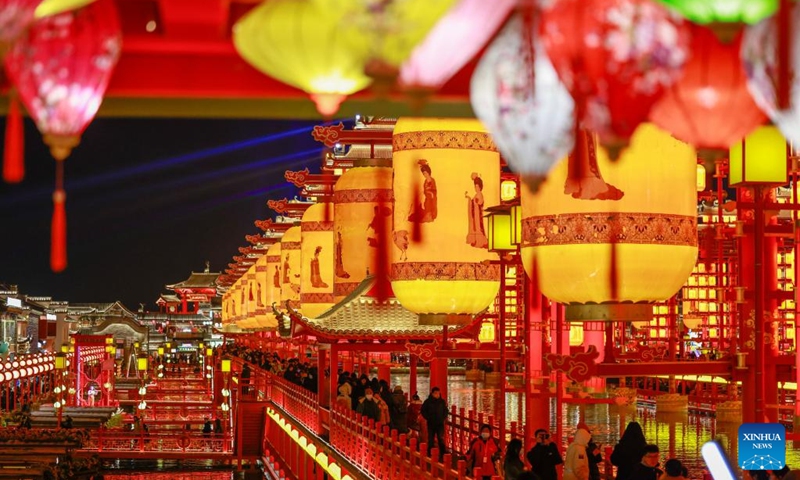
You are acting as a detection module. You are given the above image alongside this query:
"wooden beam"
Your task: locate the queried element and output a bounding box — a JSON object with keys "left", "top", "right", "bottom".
{"left": 595, "top": 360, "right": 732, "bottom": 378}
{"left": 0, "top": 95, "right": 475, "bottom": 120}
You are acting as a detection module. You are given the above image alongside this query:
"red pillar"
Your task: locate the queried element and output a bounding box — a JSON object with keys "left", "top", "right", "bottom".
{"left": 330, "top": 345, "right": 339, "bottom": 408}
{"left": 180, "top": 293, "right": 188, "bottom": 314}
{"left": 739, "top": 189, "right": 757, "bottom": 424}
{"left": 582, "top": 321, "right": 605, "bottom": 392}
{"left": 763, "top": 227, "right": 780, "bottom": 423}
{"left": 429, "top": 358, "right": 448, "bottom": 400}
{"left": 318, "top": 348, "right": 329, "bottom": 408}
{"left": 525, "top": 285, "right": 548, "bottom": 450}
{"left": 409, "top": 355, "right": 418, "bottom": 397}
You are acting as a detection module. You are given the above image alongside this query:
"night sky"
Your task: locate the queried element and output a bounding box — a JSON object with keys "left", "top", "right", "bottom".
{"left": 0, "top": 116, "right": 334, "bottom": 309}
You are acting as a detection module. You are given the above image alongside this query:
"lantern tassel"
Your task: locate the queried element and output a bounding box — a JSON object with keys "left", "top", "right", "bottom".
{"left": 410, "top": 182, "right": 423, "bottom": 243}
{"left": 609, "top": 233, "right": 619, "bottom": 302}
{"left": 51, "top": 161, "right": 67, "bottom": 273}
{"left": 3, "top": 94, "right": 24, "bottom": 183}
{"left": 373, "top": 201, "right": 391, "bottom": 302}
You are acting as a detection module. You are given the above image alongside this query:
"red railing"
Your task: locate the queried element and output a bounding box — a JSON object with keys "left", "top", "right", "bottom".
{"left": 268, "top": 374, "right": 320, "bottom": 434}
{"left": 329, "top": 405, "right": 501, "bottom": 480}
{"left": 117, "top": 400, "right": 217, "bottom": 422}
{"left": 446, "top": 406, "right": 524, "bottom": 454}
{"left": 83, "top": 429, "right": 231, "bottom": 454}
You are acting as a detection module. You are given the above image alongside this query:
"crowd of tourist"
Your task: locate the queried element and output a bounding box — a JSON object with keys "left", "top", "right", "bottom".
{"left": 223, "top": 344, "right": 798, "bottom": 480}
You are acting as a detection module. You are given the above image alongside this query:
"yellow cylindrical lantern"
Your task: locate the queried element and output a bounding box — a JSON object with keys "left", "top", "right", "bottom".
{"left": 280, "top": 226, "right": 302, "bottom": 309}
{"left": 521, "top": 124, "right": 698, "bottom": 317}
{"left": 300, "top": 203, "right": 335, "bottom": 318}
{"left": 254, "top": 255, "right": 277, "bottom": 330}
{"left": 391, "top": 118, "right": 501, "bottom": 325}
{"left": 266, "top": 242, "right": 282, "bottom": 311}
{"left": 221, "top": 292, "right": 230, "bottom": 324}
{"left": 333, "top": 161, "right": 393, "bottom": 302}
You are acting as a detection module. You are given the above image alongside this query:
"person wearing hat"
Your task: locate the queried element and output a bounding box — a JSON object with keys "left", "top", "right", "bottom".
{"left": 577, "top": 422, "right": 603, "bottom": 480}
{"left": 390, "top": 385, "right": 409, "bottom": 434}
{"left": 356, "top": 387, "right": 381, "bottom": 423}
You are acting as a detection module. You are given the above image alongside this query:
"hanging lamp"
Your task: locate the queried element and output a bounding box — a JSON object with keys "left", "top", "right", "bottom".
{"left": 4, "top": 0, "right": 121, "bottom": 272}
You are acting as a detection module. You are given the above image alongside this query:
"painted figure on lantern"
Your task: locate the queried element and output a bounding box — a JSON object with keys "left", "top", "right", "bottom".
{"left": 564, "top": 130, "right": 624, "bottom": 201}
{"left": 408, "top": 159, "right": 437, "bottom": 223}
{"left": 256, "top": 281, "right": 263, "bottom": 307}
{"left": 393, "top": 230, "right": 409, "bottom": 261}
{"left": 310, "top": 246, "right": 330, "bottom": 288}
{"left": 367, "top": 205, "right": 392, "bottom": 247}
{"left": 274, "top": 266, "right": 281, "bottom": 288}
{"left": 335, "top": 231, "right": 350, "bottom": 279}
{"left": 283, "top": 254, "right": 291, "bottom": 284}
{"left": 465, "top": 172, "right": 488, "bottom": 248}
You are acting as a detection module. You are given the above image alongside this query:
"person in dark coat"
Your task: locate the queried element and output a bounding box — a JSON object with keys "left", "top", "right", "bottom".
{"left": 355, "top": 388, "right": 381, "bottom": 423}
{"left": 611, "top": 421, "right": 647, "bottom": 480}
{"left": 526, "top": 429, "right": 563, "bottom": 480}
{"left": 504, "top": 438, "right": 527, "bottom": 480}
{"left": 625, "top": 444, "right": 662, "bottom": 480}
{"left": 420, "top": 386, "right": 448, "bottom": 455}
{"left": 352, "top": 375, "right": 369, "bottom": 410}
{"left": 390, "top": 386, "right": 409, "bottom": 434}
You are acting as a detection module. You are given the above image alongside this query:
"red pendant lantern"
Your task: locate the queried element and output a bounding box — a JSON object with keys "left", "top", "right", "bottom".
{"left": 4, "top": 0, "right": 121, "bottom": 272}
{"left": 650, "top": 26, "right": 765, "bottom": 156}
{"left": 541, "top": 0, "right": 690, "bottom": 153}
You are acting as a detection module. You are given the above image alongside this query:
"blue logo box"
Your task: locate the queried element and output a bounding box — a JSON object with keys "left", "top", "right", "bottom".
{"left": 738, "top": 423, "right": 786, "bottom": 471}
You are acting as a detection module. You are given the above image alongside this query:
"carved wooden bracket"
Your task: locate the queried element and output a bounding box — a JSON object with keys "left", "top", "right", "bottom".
{"left": 405, "top": 340, "right": 440, "bottom": 363}
{"left": 545, "top": 345, "right": 599, "bottom": 383}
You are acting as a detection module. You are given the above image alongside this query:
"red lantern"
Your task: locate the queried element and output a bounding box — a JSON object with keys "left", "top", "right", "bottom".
{"left": 4, "top": 0, "right": 121, "bottom": 272}
{"left": 650, "top": 26, "right": 765, "bottom": 155}
{"left": 541, "top": 0, "right": 690, "bottom": 153}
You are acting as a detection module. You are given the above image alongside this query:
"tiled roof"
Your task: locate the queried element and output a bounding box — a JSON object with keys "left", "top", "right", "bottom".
{"left": 156, "top": 294, "right": 181, "bottom": 304}
{"left": 167, "top": 272, "right": 220, "bottom": 289}
{"left": 288, "top": 277, "right": 475, "bottom": 341}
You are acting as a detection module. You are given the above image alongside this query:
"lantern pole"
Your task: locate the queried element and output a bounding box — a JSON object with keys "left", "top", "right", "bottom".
{"left": 754, "top": 186, "right": 766, "bottom": 422}
{"left": 499, "top": 253, "right": 507, "bottom": 444}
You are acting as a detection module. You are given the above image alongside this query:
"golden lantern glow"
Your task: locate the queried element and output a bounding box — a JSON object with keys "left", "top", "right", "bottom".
{"left": 696, "top": 164, "right": 706, "bottom": 192}
{"left": 105, "top": 337, "right": 113, "bottom": 345}
{"left": 254, "top": 254, "right": 277, "bottom": 330}
{"left": 61, "top": 345, "right": 68, "bottom": 353}
{"left": 280, "top": 226, "right": 302, "bottom": 309}
{"left": 165, "top": 342, "right": 171, "bottom": 349}
{"left": 105, "top": 345, "right": 115, "bottom": 354}
{"left": 266, "top": 241, "right": 283, "bottom": 310}
{"left": 54, "top": 352, "right": 66, "bottom": 370}
{"left": 478, "top": 319, "right": 496, "bottom": 343}
{"left": 136, "top": 354, "right": 148, "bottom": 372}
{"left": 500, "top": 180, "right": 518, "bottom": 202}
{"left": 157, "top": 347, "right": 164, "bottom": 356}
{"left": 300, "top": 202, "right": 335, "bottom": 318}
{"left": 206, "top": 348, "right": 213, "bottom": 357}
{"left": 35, "top": 0, "right": 96, "bottom": 18}
{"left": 332, "top": 161, "right": 393, "bottom": 302}
{"left": 391, "top": 118, "right": 501, "bottom": 325}
{"left": 221, "top": 357, "right": 231, "bottom": 373}
{"left": 569, "top": 324, "right": 585, "bottom": 346}
{"left": 233, "top": 0, "right": 371, "bottom": 117}
{"left": 521, "top": 124, "right": 698, "bottom": 317}
{"left": 729, "top": 126, "right": 788, "bottom": 186}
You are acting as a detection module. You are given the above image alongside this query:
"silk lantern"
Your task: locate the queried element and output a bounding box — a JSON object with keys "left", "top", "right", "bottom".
{"left": 254, "top": 254, "right": 277, "bottom": 330}
{"left": 233, "top": 0, "right": 371, "bottom": 117}
{"left": 391, "top": 118, "right": 501, "bottom": 325}
{"left": 280, "top": 226, "right": 302, "bottom": 310}
{"left": 221, "top": 291, "right": 230, "bottom": 324}
{"left": 300, "top": 203, "right": 335, "bottom": 318}
{"left": 742, "top": 7, "right": 800, "bottom": 146}
{"left": 245, "top": 269, "right": 257, "bottom": 326}
{"left": 521, "top": 124, "right": 698, "bottom": 321}
{"left": 650, "top": 26, "right": 765, "bottom": 157}
{"left": 333, "top": 159, "right": 393, "bottom": 302}
{"left": 330, "top": 0, "right": 456, "bottom": 90}
{"left": 541, "top": 0, "right": 690, "bottom": 152}
{"left": 399, "top": 0, "right": 515, "bottom": 97}
{"left": 471, "top": 12, "right": 574, "bottom": 191}
{"left": 265, "top": 242, "right": 282, "bottom": 320}
{"left": 4, "top": 0, "right": 121, "bottom": 272}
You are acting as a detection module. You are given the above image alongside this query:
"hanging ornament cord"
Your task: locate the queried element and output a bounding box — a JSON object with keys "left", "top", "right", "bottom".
{"left": 3, "top": 93, "right": 24, "bottom": 183}
{"left": 51, "top": 159, "right": 67, "bottom": 272}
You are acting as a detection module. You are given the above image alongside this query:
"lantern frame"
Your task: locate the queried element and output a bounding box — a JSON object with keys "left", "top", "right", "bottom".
{"left": 54, "top": 353, "right": 67, "bottom": 371}
{"left": 136, "top": 354, "right": 148, "bottom": 372}
{"left": 729, "top": 126, "right": 789, "bottom": 186}
{"left": 485, "top": 204, "right": 521, "bottom": 253}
